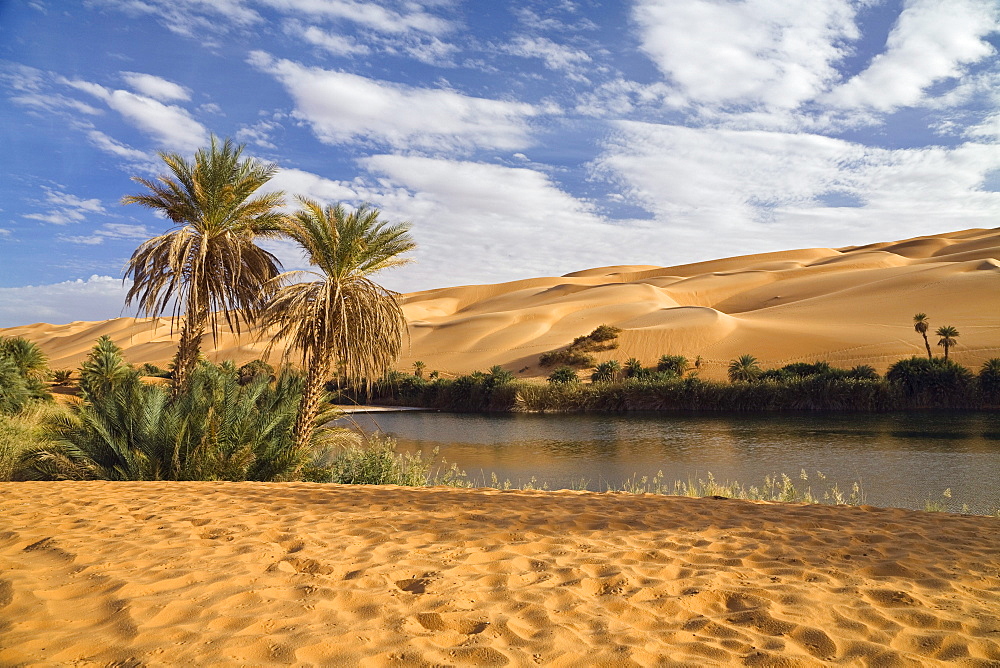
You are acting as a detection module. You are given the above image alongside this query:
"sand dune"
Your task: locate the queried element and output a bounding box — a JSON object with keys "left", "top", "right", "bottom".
{"left": 1, "top": 482, "right": 998, "bottom": 666}
{"left": 3, "top": 227, "right": 999, "bottom": 379}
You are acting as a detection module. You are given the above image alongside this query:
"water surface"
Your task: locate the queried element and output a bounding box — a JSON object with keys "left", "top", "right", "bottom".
{"left": 341, "top": 411, "right": 1000, "bottom": 514}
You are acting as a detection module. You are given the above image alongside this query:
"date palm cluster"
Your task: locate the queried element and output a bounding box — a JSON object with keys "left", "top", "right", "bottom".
{"left": 122, "top": 136, "right": 415, "bottom": 455}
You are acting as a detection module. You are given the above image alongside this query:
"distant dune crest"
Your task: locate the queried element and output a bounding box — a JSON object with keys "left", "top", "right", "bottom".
{"left": 4, "top": 227, "right": 999, "bottom": 380}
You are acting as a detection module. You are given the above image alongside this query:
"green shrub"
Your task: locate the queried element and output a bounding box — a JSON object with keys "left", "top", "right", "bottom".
{"left": 591, "top": 360, "right": 621, "bottom": 383}
{"left": 886, "top": 356, "right": 973, "bottom": 407}
{"left": 238, "top": 359, "right": 275, "bottom": 384}
{"left": 16, "top": 359, "right": 343, "bottom": 482}
{"left": 0, "top": 402, "right": 69, "bottom": 481}
{"left": 656, "top": 355, "right": 689, "bottom": 376}
{"left": 539, "top": 324, "right": 621, "bottom": 367}
{"left": 539, "top": 349, "right": 596, "bottom": 368}
{"left": 979, "top": 358, "right": 1000, "bottom": 403}
{"left": 548, "top": 366, "right": 580, "bottom": 384}
{"left": 588, "top": 324, "right": 622, "bottom": 343}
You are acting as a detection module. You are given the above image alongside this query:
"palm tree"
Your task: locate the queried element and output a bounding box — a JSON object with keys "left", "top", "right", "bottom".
{"left": 623, "top": 358, "right": 644, "bottom": 378}
{"left": 413, "top": 361, "right": 426, "bottom": 378}
{"left": 260, "top": 199, "right": 415, "bottom": 453}
{"left": 728, "top": 354, "right": 762, "bottom": 383}
{"left": 122, "top": 136, "right": 286, "bottom": 395}
{"left": 936, "top": 325, "right": 959, "bottom": 360}
{"left": 591, "top": 360, "right": 621, "bottom": 383}
{"left": 0, "top": 337, "right": 49, "bottom": 381}
{"left": 913, "top": 313, "right": 932, "bottom": 359}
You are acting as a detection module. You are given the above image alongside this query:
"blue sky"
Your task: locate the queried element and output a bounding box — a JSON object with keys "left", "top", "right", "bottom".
{"left": 1, "top": 0, "right": 999, "bottom": 327}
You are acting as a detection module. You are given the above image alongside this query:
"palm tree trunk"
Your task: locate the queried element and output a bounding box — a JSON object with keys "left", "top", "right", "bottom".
{"left": 293, "top": 353, "right": 333, "bottom": 453}
{"left": 922, "top": 333, "right": 932, "bottom": 359}
{"left": 943, "top": 343, "right": 949, "bottom": 361}
{"left": 171, "top": 313, "right": 206, "bottom": 397}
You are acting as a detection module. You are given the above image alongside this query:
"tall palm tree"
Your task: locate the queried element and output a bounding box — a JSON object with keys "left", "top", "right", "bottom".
{"left": 913, "top": 313, "right": 932, "bottom": 359}
{"left": 936, "top": 325, "right": 959, "bottom": 360}
{"left": 260, "top": 199, "right": 415, "bottom": 453}
{"left": 122, "top": 136, "right": 285, "bottom": 395}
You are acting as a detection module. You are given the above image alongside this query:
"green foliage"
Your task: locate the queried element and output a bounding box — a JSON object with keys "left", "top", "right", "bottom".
{"left": 539, "top": 324, "right": 621, "bottom": 368}
{"left": 781, "top": 361, "right": 833, "bottom": 377}
{"left": 79, "top": 336, "right": 139, "bottom": 400}
{"left": 656, "top": 355, "right": 689, "bottom": 376}
{"left": 138, "top": 362, "right": 171, "bottom": 378}
{"left": 591, "top": 360, "right": 621, "bottom": 383}
{"left": 350, "top": 365, "right": 521, "bottom": 412}
{"left": 52, "top": 369, "right": 73, "bottom": 386}
{"left": 238, "top": 359, "right": 275, "bottom": 385}
{"left": 0, "top": 402, "right": 69, "bottom": 481}
{"left": 619, "top": 469, "right": 866, "bottom": 506}
{"left": 0, "top": 358, "right": 34, "bottom": 415}
{"left": 886, "top": 356, "right": 973, "bottom": 407}
{"left": 0, "top": 337, "right": 51, "bottom": 411}
{"left": 935, "top": 325, "right": 959, "bottom": 359}
{"left": 313, "top": 436, "right": 467, "bottom": 487}
{"left": 979, "top": 358, "right": 1000, "bottom": 402}
{"left": 623, "top": 358, "right": 644, "bottom": 379}
{"left": 513, "top": 374, "right": 895, "bottom": 412}
{"left": 487, "top": 365, "right": 515, "bottom": 385}
{"left": 728, "top": 354, "right": 762, "bottom": 383}
{"left": 16, "top": 361, "right": 342, "bottom": 482}
{"left": 588, "top": 324, "right": 622, "bottom": 343}
{"left": 538, "top": 349, "right": 596, "bottom": 368}
{"left": 847, "top": 365, "right": 880, "bottom": 380}
{"left": 548, "top": 366, "right": 580, "bottom": 384}
{"left": 0, "top": 336, "right": 49, "bottom": 381}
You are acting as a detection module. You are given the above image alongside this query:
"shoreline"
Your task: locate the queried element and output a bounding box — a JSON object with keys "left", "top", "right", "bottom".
{"left": 3, "top": 481, "right": 998, "bottom": 665}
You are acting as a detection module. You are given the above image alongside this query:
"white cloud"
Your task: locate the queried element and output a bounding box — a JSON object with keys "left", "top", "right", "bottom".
{"left": 86, "top": 130, "right": 154, "bottom": 163}
{"left": 260, "top": 0, "right": 453, "bottom": 35}
{"left": 60, "top": 223, "right": 152, "bottom": 245}
{"left": 633, "top": 0, "right": 860, "bottom": 110}
{"left": 266, "top": 167, "right": 360, "bottom": 204}
{"left": 249, "top": 52, "right": 541, "bottom": 152}
{"left": 236, "top": 119, "right": 281, "bottom": 149}
{"left": 593, "top": 121, "right": 1000, "bottom": 254}
{"left": 355, "top": 155, "right": 658, "bottom": 290}
{"left": 88, "top": 0, "right": 262, "bottom": 36}
{"left": 291, "top": 22, "right": 371, "bottom": 56}
{"left": 826, "top": 0, "right": 999, "bottom": 112}
{"left": 121, "top": 72, "right": 191, "bottom": 102}
{"left": 0, "top": 276, "right": 130, "bottom": 328}
{"left": 968, "top": 113, "right": 1000, "bottom": 140}
{"left": 9, "top": 91, "right": 103, "bottom": 115}
{"left": 501, "top": 35, "right": 591, "bottom": 80}
{"left": 23, "top": 188, "right": 105, "bottom": 226}
{"left": 66, "top": 79, "right": 207, "bottom": 152}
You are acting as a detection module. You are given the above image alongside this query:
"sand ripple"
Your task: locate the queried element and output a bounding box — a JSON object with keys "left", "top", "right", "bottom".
{"left": 1, "top": 482, "right": 999, "bottom": 666}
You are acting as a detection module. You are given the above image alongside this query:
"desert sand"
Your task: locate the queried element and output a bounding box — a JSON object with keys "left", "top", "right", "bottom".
{"left": 1, "top": 482, "right": 998, "bottom": 666}
{"left": 3, "top": 227, "right": 999, "bottom": 380}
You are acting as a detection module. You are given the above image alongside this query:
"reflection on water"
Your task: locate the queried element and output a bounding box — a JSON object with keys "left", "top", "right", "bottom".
{"left": 339, "top": 411, "right": 1000, "bottom": 514}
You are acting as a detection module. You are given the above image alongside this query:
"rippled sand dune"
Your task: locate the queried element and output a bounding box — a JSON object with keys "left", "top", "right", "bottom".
{"left": 1, "top": 483, "right": 998, "bottom": 666}
{"left": 3, "top": 227, "right": 999, "bottom": 379}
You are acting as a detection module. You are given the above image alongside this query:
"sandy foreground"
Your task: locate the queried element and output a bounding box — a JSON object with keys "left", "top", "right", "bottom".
{"left": 1, "top": 483, "right": 998, "bottom": 667}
